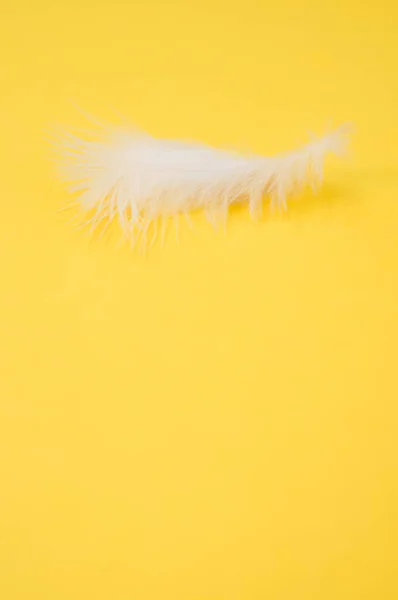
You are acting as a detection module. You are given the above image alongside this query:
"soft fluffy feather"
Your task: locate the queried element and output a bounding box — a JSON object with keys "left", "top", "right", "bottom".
{"left": 55, "top": 121, "right": 350, "bottom": 246}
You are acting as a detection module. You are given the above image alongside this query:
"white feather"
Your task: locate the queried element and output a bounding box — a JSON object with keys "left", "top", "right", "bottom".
{"left": 55, "top": 120, "right": 351, "bottom": 245}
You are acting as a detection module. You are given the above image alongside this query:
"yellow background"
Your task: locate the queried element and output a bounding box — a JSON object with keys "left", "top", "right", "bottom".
{"left": 1, "top": 0, "right": 397, "bottom": 598}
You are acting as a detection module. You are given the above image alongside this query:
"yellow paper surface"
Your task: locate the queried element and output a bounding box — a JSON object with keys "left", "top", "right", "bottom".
{"left": 1, "top": 1, "right": 397, "bottom": 598}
